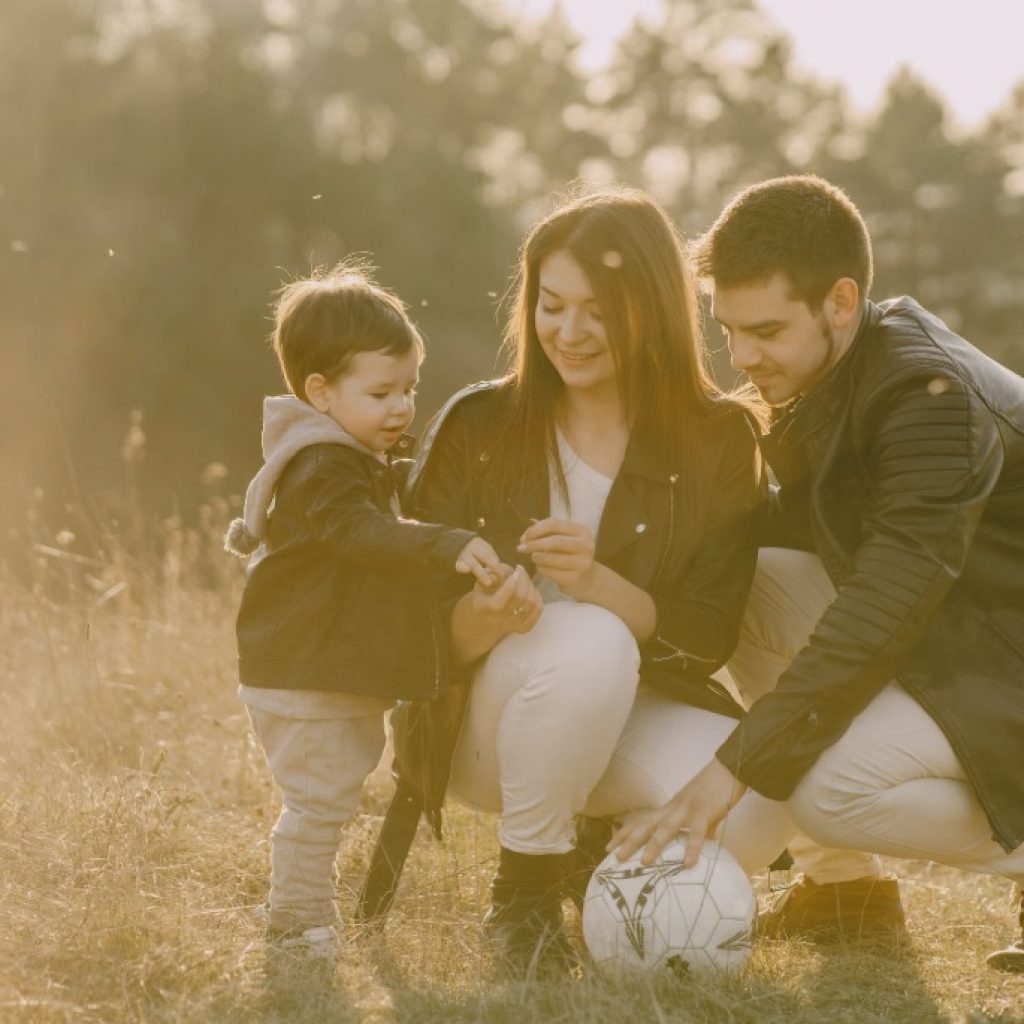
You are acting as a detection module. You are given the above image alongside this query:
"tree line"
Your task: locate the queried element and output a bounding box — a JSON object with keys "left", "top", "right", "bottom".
{"left": 2, "top": 0, "right": 1022, "bottom": 545}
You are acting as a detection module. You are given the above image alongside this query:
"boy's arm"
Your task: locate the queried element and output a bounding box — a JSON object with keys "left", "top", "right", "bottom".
{"left": 305, "top": 448, "right": 476, "bottom": 574}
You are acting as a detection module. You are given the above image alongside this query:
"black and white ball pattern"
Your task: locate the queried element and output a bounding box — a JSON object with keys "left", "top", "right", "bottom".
{"left": 582, "top": 838, "right": 755, "bottom": 975}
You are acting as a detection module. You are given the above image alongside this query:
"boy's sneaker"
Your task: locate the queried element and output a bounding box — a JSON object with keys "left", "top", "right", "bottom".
{"left": 271, "top": 924, "right": 341, "bottom": 960}
{"left": 986, "top": 885, "right": 1024, "bottom": 973}
{"left": 988, "top": 940, "right": 1024, "bottom": 972}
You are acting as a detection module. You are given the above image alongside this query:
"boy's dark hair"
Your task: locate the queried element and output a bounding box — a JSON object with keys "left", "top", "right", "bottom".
{"left": 272, "top": 259, "right": 424, "bottom": 402}
{"left": 691, "top": 175, "right": 874, "bottom": 309}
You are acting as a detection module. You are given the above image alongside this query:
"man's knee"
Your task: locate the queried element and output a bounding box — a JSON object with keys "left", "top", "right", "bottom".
{"left": 728, "top": 549, "right": 835, "bottom": 704}
{"left": 786, "top": 757, "right": 884, "bottom": 849}
{"left": 745, "top": 548, "right": 833, "bottom": 653}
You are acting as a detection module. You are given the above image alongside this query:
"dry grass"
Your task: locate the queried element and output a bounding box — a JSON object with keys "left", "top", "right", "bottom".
{"left": 1, "top": 517, "right": 1023, "bottom": 1024}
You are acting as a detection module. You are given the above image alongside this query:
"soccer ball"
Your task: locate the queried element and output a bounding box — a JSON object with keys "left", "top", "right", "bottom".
{"left": 582, "top": 837, "right": 755, "bottom": 976}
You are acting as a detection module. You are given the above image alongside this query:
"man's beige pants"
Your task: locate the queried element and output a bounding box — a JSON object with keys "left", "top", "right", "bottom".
{"left": 729, "top": 548, "right": 1024, "bottom": 885}
{"left": 447, "top": 551, "right": 1023, "bottom": 886}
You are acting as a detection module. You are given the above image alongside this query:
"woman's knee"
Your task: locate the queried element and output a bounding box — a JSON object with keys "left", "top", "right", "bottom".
{"left": 541, "top": 603, "right": 640, "bottom": 705}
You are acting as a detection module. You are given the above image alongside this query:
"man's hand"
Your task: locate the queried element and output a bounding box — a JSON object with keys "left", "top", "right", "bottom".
{"left": 607, "top": 759, "right": 747, "bottom": 867}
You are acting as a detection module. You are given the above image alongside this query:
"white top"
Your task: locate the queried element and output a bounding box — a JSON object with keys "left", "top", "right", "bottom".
{"left": 535, "top": 429, "right": 615, "bottom": 605}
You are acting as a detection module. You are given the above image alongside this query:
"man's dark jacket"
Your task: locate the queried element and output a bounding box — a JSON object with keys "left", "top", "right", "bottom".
{"left": 715, "top": 297, "right": 1024, "bottom": 853}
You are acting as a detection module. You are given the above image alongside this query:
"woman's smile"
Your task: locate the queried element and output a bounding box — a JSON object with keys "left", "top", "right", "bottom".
{"left": 556, "top": 348, "right": 600, "bottom": 363}
{"left": 535, "top": 250, "right": 616, "bottom": 396}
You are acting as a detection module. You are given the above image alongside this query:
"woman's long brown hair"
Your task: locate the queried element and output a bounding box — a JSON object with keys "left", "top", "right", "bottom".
{"left": 485, "top": 185, "right": 756, "bottom": 502}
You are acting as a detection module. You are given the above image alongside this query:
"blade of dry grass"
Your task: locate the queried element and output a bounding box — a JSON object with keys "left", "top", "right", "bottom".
{"left": 1, "top": 521, "right": 1022, "bottom": 1024}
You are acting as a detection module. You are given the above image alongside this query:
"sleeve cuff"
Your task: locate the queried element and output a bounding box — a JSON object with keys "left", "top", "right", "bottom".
{"left": 715, "top": 723, "right": 801, "bottom": 801}
{"left": 432, "top": 528, "right": 479, "bottom": 573}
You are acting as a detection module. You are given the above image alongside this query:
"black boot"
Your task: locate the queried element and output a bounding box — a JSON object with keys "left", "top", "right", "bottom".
{"left": 987, "top": 885, "right": 1024, "bottom": 973}
{"left": 564, "top": 816, "right": 614, "bottom": 914}
{"left": 483, "top": 847, "right": 580, "bottom": 978}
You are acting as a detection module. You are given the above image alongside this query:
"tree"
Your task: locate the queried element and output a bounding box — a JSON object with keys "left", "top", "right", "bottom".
{"left": 592, "top": 0, "right": 841, "bottom": 233}
{"left": 817, "top": 69, "right": 1024, "bottom": 371}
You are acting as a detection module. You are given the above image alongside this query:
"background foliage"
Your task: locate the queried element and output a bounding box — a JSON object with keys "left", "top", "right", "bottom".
{"left": 3, "top": 5, "right": 1023, "bottom": 1017}
{"left": 2, "top": 0, "right": 1023, "bottom": 555}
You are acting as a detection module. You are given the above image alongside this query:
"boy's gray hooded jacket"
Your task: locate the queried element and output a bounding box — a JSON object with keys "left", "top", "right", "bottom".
{"left": 227, "top": 396, "right": 476, "bottom": 700}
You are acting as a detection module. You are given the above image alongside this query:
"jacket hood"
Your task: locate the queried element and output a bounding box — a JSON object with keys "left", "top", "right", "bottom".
{"left": 224, "top": 395, "right": 378, "bottom": 557}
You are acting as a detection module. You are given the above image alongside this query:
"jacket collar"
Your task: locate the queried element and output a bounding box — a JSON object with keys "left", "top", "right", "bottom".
{"left": 406, "top": 379, "right": 505, "bottom": 495}
{"left": 595, "top": 420, "right": 691, "bottom": 562}
{"left": 618, "top": 421, "right": 683, "bottom": 484}
{"left": 596, "top": 475, "right": 650, "bottom": 562}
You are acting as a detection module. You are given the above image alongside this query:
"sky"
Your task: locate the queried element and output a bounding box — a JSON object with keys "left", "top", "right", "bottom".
{"left": 515, "top": 0, "right": 1024, "bottom": 129}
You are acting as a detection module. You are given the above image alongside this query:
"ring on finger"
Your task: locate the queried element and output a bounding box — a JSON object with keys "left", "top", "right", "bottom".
{"left": 512, "top": 605, "right": 525, "bottom": 617}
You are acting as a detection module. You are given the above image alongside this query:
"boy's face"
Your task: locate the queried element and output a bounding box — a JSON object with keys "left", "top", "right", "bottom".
{"left": 311, "top": 348, "right": 420, "bottom": 453}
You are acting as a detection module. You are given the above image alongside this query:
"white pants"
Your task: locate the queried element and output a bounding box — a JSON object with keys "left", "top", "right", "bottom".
{"left": 731, "top": 549, "right": 1024, "bottom": 885}
{"left": 449, "top": 601, "right": 793, "bottom": 874}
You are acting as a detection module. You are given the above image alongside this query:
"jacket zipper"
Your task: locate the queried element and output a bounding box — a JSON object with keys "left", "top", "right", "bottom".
{"left": 388, "top": 467, "right": 442, "bottom": 699}
{"left": 649, "top": 475, "right": 675, "bottom": 596}
{"left": 429, "top": 611, "right": 441, "bottom": 697}
{"left": 648, "top": 476, "right": 718, "bottom": 670}
{"left": 650, "top": 636, "right": 719, "bottom": 669}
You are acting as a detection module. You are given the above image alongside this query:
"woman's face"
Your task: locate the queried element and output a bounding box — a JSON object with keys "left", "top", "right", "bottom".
{"left": 535, "top": 249, "right": 616, "bottom": 399}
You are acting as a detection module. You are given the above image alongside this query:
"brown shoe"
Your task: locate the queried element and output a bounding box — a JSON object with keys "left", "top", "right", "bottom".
{"left": 758, "top": 874, "right": 906, "bottom": 940}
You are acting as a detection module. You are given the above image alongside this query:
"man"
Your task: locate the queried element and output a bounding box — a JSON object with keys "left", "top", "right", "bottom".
{"left": 611, "top": 175, "right": 1024, "bottom": 971}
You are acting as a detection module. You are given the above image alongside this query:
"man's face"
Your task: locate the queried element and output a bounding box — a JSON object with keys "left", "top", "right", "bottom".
{"left": 712, "top": 273, "right": 839, "bottom": 406}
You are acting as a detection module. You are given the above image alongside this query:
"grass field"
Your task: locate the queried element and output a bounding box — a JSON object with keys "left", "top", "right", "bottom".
{"left": 2, "top": 518, "right": 1022, "bottom": 1024}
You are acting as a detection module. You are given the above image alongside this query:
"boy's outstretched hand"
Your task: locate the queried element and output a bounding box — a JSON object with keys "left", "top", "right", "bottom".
{"left": 455, "top": 536, "right": 501, "bottom": 586}
{"left": 606, "top": 758, "right": 747, "bottom": 868}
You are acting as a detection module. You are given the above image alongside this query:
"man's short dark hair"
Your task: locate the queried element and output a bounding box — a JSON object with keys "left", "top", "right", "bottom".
{"left": 692, "top": 175, "right": 874, "bottom": 309}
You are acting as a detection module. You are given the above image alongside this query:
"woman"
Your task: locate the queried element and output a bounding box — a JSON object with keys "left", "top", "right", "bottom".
{"left": 398, "top": 187, "right": 792, "bottom": 972}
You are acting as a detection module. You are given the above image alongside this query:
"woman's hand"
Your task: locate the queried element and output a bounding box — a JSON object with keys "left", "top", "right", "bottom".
{"left": 605, "top": 759, "right": 747, "bottom": 868}
{"left": 518, "top": 518, "right": 597, "bottom": 599}
{"left": 472, "top": 563, "right": 543, "bottom": 635}
{"left": 454, "top": 536, "right": 501, "bottom": 586}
